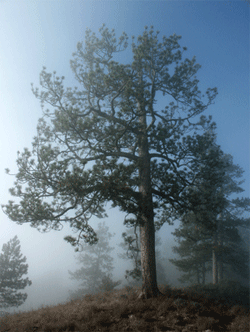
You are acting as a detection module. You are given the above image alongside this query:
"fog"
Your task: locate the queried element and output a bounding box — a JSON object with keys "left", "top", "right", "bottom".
{"left": 0, "top": 0, "right": 249, "bottom": 315}
{"left": 2, "top": 206, "right": 188, "bottom": 314}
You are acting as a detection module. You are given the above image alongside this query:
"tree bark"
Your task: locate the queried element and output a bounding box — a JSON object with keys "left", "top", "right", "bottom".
{"left": 137, "top": 106, "right": 163, "bottom": 299}
{"left": 213, "top": 215, "right": 226, "bottom": 284}
{"left": 197, "top": 269, "right": 200, "bottom": 284}
{"left": 213, "top": 232, "right": 218, "bottom": 285}
{"left": 201, "top": 261, "right": 206, "bottom": 285}
{"left": 217, "top": 231, "right": 224, "bottom": 282}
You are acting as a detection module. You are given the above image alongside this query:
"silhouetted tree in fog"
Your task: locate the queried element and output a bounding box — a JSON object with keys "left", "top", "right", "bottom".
{"left": 169, "top": 131, "right": 250, "bottom": 286}
{"left": 0, "top": 236, "right": 32, "bottom": 309}
{"left": 67, "top": 222, "right": 121, "bottom": 301}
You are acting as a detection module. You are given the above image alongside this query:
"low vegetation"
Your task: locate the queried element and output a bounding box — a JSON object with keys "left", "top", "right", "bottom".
{"left": 0, "top": 280, "right": 249, "bottom": 332}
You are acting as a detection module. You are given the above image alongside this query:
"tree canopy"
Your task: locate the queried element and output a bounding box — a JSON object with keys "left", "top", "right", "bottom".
{"left": 3, "top": 25, "right": 218, "bottom": 298}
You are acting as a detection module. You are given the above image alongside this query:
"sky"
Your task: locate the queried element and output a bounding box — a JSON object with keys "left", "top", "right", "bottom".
{"left": 0, "top": 0, "right": 249, "bottom": 314}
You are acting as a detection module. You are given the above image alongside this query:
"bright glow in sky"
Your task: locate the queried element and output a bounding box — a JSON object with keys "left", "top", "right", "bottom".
{"left": 0, "top": 0, "right": 249, "bottom": 314}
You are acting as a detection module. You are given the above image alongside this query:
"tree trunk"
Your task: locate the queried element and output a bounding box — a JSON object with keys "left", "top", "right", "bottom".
{"left": 218, "top": 259, "right": 223, "bottom": 282}
{"left": 213, "top": 214, "right": 224, "bottom": 285}
{"left": 213, "top": 232, "right": 218, "bottom": 285}
{"left": 137, "top": 105, "right": 163, "bottom": 299}
{"left": 217, "top": 232, "right": 224, "bottom": 282}
{"left": 201, "top": 261, "right": 206, "bottom": 285}
{"left": 197, "top": 268, "right": 200, "bottom": 284}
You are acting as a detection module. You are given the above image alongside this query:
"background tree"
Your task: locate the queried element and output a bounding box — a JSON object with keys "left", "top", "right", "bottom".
{"left": 169, "top": 212, "right": 249, "bottom": 286}
{"left": 169, "top": 132, "right": 250, "bottom": 286}
{"left": 118, "top": 221, "right": 142, "bottom": 288}
{"left": 0, "top": 236, "right": 32, "bottom": 309}
{"left": 67, "top": 221, "right": 121, "bottom": 302}
{"left": 3, "top": 25, "right": 218, "bottom": 298}
{"left": 231, "top": 226, "right": 250, "bottom": 287}
{"left": 118, "top": 220, "right": 168, "bottom": 288}
{"left": 169, "top": 215, "right": 213, "bottom": 286}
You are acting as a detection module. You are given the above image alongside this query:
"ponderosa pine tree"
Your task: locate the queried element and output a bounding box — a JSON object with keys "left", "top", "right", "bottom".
{"left": 0, "top": 236, "right": 32, "bottom": 309}
{"left": 169, "top": 131, "right": 250, "bottom": 286}
{"left": 2, "top": 25, "right": 218, "bottom": 298}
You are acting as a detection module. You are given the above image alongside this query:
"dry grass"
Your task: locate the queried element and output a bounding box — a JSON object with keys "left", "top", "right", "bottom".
{"left": 0, "top": 281, "right": 249, "bottom": 332}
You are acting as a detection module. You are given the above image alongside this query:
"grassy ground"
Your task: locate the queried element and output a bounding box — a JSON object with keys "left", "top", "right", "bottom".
{"left": 0, "top": 281, "right": 249, "bottom": 332}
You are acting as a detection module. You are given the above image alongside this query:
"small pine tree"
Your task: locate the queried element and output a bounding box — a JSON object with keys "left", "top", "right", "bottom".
{"left": 97, "top": 274, "right": 122, "bottom": 293}
{"left": 0, "top": 236, "right": 32, "bottom": 309}
{"left": 67, "top": 222, "right": 121, "bottom": 301}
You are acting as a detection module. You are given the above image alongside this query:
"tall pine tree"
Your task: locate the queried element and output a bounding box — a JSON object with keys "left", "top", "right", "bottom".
{"left": 169, "top": 132, "right": 250, "bottom": 286}
{"left": 3, "top": 25, "right": 218, "bottom": 298}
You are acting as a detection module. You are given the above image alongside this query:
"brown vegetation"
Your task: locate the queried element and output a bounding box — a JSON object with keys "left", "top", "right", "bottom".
{"left": 0, "top": 281, "right": 249, "bottom": 332}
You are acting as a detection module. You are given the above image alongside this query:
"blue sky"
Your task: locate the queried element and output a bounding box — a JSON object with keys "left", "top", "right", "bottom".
{"left": 0, "top": 0, "right": 249, "bottom": 313}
